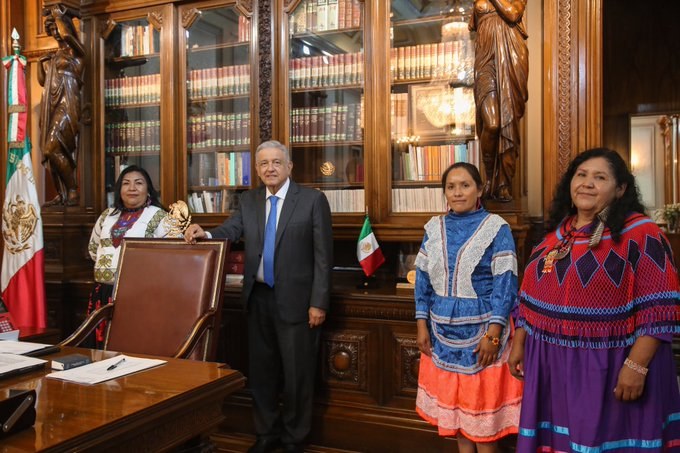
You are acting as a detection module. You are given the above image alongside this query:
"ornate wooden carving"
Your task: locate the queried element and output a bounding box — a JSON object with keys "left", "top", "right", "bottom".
{"left": 181, "top": 8, "right": 201, "bottom": 30}
{"left": 147, "top": 10, "right": 163, "bottom": 31}
{"left": 236, "top": 0, "right": 253, "bottom": 15}
{"left": 394, "top": 335, "right": 419, "bottom": 394}
{"left": 334, "top": 304, "right": 414, "bottom": 321}
{"left": 543, "top": 0, "right": 602, "bottom": 212}
{"left": 556, "top": 0, "right": 573, "bottom": 178}
{"left": 283, "top": 0, "right": 298, "bottom": 13}
{"left": 258, "top": 0, "right": 272, "bottom": 141}
{"left": 101, "top": 18, "right": 117, "bottom": 41}
{"left": 322, "top": 331, "right": 367, "bottom": 391}
{"left": 39, "top": 5, "right": 86, "bottom": 207}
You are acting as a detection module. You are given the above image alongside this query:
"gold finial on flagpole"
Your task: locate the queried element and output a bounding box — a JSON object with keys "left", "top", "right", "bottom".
{"left": 11, "top": 28, "right": 20, "bottom": 54}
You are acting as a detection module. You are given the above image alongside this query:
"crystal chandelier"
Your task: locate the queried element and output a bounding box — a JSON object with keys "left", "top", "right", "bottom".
{"left": 417, "top": 2, "right": 475, "bottom": 133}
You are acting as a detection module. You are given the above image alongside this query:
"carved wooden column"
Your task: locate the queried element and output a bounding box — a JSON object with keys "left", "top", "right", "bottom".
{"left": 543, "top": 0, "right": 602, "bottom": 211}
{"left": 258, "top": 0, "right": 272, "bottom": 141}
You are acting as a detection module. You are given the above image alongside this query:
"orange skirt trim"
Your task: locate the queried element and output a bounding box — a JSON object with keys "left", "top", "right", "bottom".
{"left": 415, "top": 341, "right": 523, "bottom": 442}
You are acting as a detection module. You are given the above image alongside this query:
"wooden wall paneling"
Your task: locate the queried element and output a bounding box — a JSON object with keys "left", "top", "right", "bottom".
{"left": 602, "top": 0, "right": 680, "bottom": 158}
{"left": 156, "top": 5, "right": 177, "bottom": 205}
{"left": 543, "top": 0, "right": 602, "bottom": 212}
{"left": 321, "top": 327, "right": 372, "bottom": 396}
{"left": 42, "top": 211, "right": 96, "bottom": 334}
{"left": 24, "top": 0, "right": 51, "bottom": 51}
{"left": 387, "top": 322, "right": 419, "bottom": 403}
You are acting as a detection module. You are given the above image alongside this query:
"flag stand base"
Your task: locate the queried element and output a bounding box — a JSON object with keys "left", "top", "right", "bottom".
{"left": 356, "top": 275, "right": 379, "bottom": 290}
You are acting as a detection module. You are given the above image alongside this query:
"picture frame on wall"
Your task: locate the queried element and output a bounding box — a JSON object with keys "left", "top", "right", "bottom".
{"left": 409, "top": 83, "right": 452, "bottom": 139}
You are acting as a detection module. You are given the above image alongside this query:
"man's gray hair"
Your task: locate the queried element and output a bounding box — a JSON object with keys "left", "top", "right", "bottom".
{"left": 256, "top": 140, "right": 291, "bottom": 162}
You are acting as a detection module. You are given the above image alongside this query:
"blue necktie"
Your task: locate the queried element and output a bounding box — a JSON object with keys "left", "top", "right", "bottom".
{"left": 263, "top": 196, "right": 278, "bottom": 287}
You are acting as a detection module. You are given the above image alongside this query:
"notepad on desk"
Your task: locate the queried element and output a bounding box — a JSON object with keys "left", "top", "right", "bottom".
{"left": 0, "top": 340, "right": 59, "bottom": 356}
{"left": 0, "top": 353, "right": 47, "bottom": 378}
{"left": 47, "top": 354, "right": 166, "bottom": 385}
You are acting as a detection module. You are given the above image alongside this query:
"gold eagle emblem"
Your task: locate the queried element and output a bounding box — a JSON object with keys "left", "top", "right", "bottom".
{"left": 167, "top": 200, "right": 192, "bottom": 236}
{"left": 2, "top": 195, "right": 38, "bottom": 254}
{"left": 360, "top": 242, "right": 373, "bottom": 254}
{"left": 320, "top": 161, "right": 336, "bottom": 176}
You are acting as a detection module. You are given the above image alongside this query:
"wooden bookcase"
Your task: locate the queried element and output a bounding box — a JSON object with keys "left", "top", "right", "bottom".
{"left": 73, "top": 0, "right": 528, "bottom": 450}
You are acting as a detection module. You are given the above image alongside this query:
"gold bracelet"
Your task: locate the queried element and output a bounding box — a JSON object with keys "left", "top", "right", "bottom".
{"left": 484, "top": 332, "right": 500, "bottom": 346}
{"left": 624, "top": 357, "right": 648, "bottom": 376}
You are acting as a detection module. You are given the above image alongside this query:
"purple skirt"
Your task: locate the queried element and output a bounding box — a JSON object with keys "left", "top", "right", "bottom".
{"left": 517, "top": 335, "right": 680, "bottom": 452}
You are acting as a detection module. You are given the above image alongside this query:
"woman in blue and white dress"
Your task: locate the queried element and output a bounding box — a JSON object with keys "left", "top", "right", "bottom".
{"left": 414, "top": 162, "right": 523, "bottom": 453}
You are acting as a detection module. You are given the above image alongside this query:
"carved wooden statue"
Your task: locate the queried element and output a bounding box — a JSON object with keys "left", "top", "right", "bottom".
{"left": 470, "top": 0, "right": 528, "bottom": 202}
{"left": 38, "top": 4, "right": 85, "bottom": 207}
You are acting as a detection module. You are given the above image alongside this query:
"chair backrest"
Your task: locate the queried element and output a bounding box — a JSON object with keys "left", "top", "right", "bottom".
{"left": 105, "top": 238, "right": 229, "bottom": 361}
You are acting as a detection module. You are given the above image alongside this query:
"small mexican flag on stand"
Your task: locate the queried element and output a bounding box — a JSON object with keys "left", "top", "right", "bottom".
{"left": 357, "top": 215, "right": 384, "bottom": 276}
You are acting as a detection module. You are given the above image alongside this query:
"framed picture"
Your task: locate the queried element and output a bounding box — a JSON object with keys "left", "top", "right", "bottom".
{"left": 409, "top": 83, "right": 452, "bottom": 138}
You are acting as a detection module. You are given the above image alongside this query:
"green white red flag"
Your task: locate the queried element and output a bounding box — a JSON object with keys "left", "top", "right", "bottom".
{"left": 1, "top": 29, "right": 46, "bottom": 328}
{"left": 357, "top": 215, "right": 384, "bottom": 276}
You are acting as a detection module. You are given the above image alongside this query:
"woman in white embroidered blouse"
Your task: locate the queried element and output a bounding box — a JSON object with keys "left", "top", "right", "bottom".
{"left": 414, "top": 162, "right": 523, "bottom": 453}
{"left": 86, "top": 165, "right": 179, "bottom": 346}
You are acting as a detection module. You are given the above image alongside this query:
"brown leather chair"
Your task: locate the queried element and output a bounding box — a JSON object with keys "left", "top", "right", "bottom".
{"left": 61, "top": 238, "right": 229, "bottom": 361}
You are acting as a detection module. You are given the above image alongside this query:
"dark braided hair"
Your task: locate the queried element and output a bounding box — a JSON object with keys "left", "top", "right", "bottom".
{"left": 546, "top": 148, "right": 646, "bottom": 242}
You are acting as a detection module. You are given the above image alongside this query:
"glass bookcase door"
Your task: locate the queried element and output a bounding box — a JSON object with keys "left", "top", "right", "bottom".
{"left": 103, "top": 17, "right": 162, "bottom": 207}
{"left": 390, "top": 0, "right": 476, "bottom": 213}
{"left": 182, "top": 4, "right": 252, "bottom": 214}
{"left": 287, "top": 0, "right": 365, "bottom": 214}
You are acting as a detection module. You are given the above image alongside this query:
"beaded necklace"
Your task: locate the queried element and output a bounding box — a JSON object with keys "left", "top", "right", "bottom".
{"left": 542, "top": 219, "right": 578, "bottom": 273}
{"left": 110, "top": 201, "right": 149, "bottom": 248}
{"left": 541, "top": 207, "right": 610, "bottom": 274}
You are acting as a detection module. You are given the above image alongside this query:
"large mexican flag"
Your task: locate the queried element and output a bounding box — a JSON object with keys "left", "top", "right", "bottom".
{"left": 1, "top": 38, "right": 47, "bottom": 328}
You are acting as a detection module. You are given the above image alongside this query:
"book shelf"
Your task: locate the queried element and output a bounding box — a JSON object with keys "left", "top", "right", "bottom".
{"left": 286, "top": 0, "right": 366, "bottom": 215}
{"left": 103, "top": 17, "right": 163, "bottom": 204}
{"left": 181, "top": 4, "right": 252, "bottom": 214}
{"left": 389, "top": 0, "right": 477, "bottom": 214}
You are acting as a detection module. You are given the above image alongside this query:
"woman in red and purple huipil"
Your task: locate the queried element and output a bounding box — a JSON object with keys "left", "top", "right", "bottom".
{"left": 509, "top": 148, "right": 680, "bottom": 451}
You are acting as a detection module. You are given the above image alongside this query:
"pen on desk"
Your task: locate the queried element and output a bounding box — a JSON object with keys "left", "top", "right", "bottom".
{"left": 107, "top": 357, "right": 125, "bottom": 371}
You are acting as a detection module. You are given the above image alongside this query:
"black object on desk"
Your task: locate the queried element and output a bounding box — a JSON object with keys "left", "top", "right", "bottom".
{"left": 0, "top": 389, "right": 36, "bottom": 439}
{"left": 24, "top": 344, "right": 61, "bottom": 357}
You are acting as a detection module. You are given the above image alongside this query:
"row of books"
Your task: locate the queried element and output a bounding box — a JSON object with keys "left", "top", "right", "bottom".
{"left": 391, "top": 40, "right": 474, "bottom": 83}
{"left": 394, "top": 142, "right": 480, "bottom": 182}
{"left": 187, "top": 113, "right": 251, "bottom": 150}
{"left": 187, "top": 190, "right": 240, "bottom": 214}
{"left": 321, "top": 188, "right": 365, "bottom": 213}
{"left": 187, "top": 65, "right": 250, "bottom": 99}
{"left": 289, "top": 0, "right": 362, "bottom": 35}
{"left": 190, "top": 151, "right": 251, "bottom": 188}
{"left": 119, "top": 24, "right": 157, "bottom": 57}
{"left": 235, "top": 16, "right": 251, "bottom": 43}
{"left": 290, "top": 104, "right": 363, "bottom": 143}
{"left": 105, "top": 74, "right": 161, "bottom": 107}
{"left": 290, "top": 53, "right": 363, "bottom": 90}
{"left": 391, "top": 93, "right": 408, "bottom": 139}
{"left": 105, "top": 120, "right": 160, "bottom": 154}
{"left": 110, "top": 157, "right": 160, "bottom": 186}
{"left": 392, "top": 187, "right": 447, "bottom": 213}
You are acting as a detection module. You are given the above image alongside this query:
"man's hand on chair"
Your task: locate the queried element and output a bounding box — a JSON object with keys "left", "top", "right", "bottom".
{"left": 184, "top": 224, "right": 206, "bottom": 244}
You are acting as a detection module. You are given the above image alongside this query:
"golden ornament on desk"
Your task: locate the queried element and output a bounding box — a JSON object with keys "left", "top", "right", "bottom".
{"left": 167, "top": 200, "right": 192, "bottom": 236}
{"left": 406, "top": 270, "right": 416, "bottom": 285}
{"left": 320, "top": 161, "right": 336, "bottom": 177}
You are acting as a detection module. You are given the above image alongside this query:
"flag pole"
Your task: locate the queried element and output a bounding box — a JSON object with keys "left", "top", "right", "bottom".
{"left": 1, "top": 28, "right": 47, "bottom": 328}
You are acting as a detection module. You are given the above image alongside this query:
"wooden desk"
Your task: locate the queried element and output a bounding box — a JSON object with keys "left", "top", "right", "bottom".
{"left": 19, "top": 327, "right": 61, "bottom": 344}
{"left": 0, "top": 347, "right": 245, "bottom": 452}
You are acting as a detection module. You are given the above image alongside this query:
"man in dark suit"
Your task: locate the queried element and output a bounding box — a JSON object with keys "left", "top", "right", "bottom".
{"left": 184, "top": 140, "right": 333, "bottom": 453}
